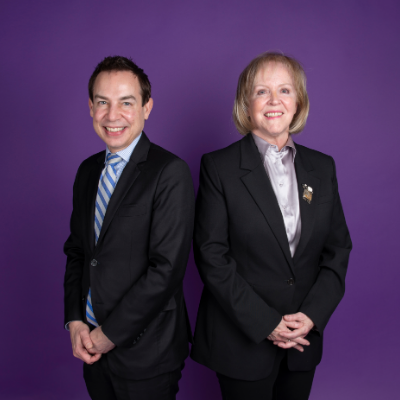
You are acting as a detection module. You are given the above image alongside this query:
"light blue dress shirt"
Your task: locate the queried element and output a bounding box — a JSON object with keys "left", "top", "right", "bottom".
{"left": 104, "top": 132, "right": 142, "bottom": 184}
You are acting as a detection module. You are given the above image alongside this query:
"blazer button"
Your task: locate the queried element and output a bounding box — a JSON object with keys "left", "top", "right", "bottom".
{"left": 91, "top": 259, "right": 98, "bottom": 267}
{"left": 82, "top": 296, "right": 85, "bottom": 301}
{"left": 287, "top": 278, "right": 295, "bottom": 286}
{"left": 133, "top": 340, "right": 137, "bottom": 345}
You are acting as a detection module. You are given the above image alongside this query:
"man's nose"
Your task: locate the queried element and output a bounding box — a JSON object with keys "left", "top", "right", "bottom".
{"left": 107, "top": 104, "right": 119, "bottom": 121}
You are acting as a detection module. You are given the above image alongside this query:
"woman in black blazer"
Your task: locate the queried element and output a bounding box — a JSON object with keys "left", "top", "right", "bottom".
{"left": 191, "top": 52, "right": 352, "bottom": 400}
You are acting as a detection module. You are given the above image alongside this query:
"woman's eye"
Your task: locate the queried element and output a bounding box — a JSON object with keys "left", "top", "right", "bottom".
{"left": 257, "top": 90, "right": 266, "bottom": 95}
{"left": 281, "top": 88, "right": 289, "bottom": 94}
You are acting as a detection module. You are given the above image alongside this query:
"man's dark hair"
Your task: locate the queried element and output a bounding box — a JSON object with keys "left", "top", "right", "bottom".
{"left": 88, "top": 56, "right": 151, "bottom": 105}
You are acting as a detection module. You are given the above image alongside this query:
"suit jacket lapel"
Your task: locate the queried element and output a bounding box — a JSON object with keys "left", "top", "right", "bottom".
{"left": 240, "top": 135, "right": 295, "bottom": 275}
{"left": 95, "top": 133, "right": 151, "bottom": 247}
{"left": 87, "top": 155, "right": 104, "bottom": 254}
{"left": 293, "top": 145, "right": 320, "bottom": 263}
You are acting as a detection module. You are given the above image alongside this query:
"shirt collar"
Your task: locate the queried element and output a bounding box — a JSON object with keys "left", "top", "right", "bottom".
{"left": 105, "top": 132, "right": 142, "bottom": 163}
{"left": 251, "top": 132, "right": 296, "bottom": 162}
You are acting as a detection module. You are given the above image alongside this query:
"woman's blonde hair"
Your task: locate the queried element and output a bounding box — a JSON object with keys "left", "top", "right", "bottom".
{"left": 233, "top": 52, "right": 309, "bottom": 135}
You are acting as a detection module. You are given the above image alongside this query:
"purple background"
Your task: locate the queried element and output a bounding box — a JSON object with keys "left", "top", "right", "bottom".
{"left": 1, "top": 0, "right": 399, "bottom": 398}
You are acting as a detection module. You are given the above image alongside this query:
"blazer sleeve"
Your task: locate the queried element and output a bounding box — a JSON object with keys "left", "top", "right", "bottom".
{"left": 63, "top": 164, "right": 85, "bottom": 326}
{"left": 299, "top": 157, "right": 352, "bottom": 332}
{"left": 101, "top": 158, "right": 195, "bottom": 348}
{"left": 194, "top": 154, "right": 282, "bottom": 344}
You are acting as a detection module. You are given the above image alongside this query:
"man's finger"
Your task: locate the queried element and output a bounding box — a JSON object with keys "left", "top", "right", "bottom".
{"left": 81, "top": 330, "right": 94, "bottom": 350}
{"left": 89, "top": 353, "right": 102, "bottom": 363}
{"left": 73, "top": 343, "right": 93, "bottom": 363}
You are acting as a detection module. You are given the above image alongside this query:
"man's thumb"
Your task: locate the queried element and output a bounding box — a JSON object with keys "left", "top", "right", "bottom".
{"left": 81, "top": 332, "right": 93, "bottom": 349}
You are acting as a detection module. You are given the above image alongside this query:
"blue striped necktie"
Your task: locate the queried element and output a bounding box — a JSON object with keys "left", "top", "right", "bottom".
{"left": 86, "top": 153, "right": 122, "bottom": 327}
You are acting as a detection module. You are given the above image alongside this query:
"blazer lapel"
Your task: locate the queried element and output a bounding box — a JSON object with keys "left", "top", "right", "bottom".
{"left": 95, "top": 133, "right": 151, "bottom": 247}
{"left": 87, "top": 154, "right": 105, "bottom": 254}
{"left": 293, "top": 145, "right": 320, "bottom": 263}
{"left": 240, "top": 135, "right": 295, "bottom": 275}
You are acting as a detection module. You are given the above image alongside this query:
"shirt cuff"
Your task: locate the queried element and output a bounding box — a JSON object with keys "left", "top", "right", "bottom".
{"left": 65, "top": 320, "right": 83, "bottom": 331}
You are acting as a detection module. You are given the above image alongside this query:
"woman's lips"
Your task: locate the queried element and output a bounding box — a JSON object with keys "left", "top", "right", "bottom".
{"left": 264, "top": 112, "right": 283, "bottom": 119}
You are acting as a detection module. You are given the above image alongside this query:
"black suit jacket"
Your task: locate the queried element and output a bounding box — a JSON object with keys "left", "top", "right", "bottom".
{"left": 190, "top": 134, "right": 352, "bottom": 380}
{"left": 64, "top": 133, "right": 195, "bottom": 380}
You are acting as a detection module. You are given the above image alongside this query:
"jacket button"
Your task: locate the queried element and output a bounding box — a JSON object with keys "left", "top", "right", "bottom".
{"left": 82, "top": 296, "right": 85, "bottom": 301}
{"left": 91, "top": 259, "right": 98, "bottom": 267}
{"left": 287, "top": 278, "right": 295, "bottom": 286}
{"left": 133, "top": 340, "right": 137, "bottom": 345}
{"left": 140, "top": 332, "right": 143, "bottom": 337}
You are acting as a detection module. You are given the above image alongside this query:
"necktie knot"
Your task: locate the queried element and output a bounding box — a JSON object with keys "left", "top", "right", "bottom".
{"left": 106, "top": 153, "right": 123, "bottom": 167}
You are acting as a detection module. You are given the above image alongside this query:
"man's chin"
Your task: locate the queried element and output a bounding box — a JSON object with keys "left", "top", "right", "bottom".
{"left": 104, "top": 138, "right": 128, "bottom": 153}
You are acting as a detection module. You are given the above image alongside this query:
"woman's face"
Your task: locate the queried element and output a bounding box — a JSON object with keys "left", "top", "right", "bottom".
{"left": 247, "top": 62, "right": 297, "bottom": 142}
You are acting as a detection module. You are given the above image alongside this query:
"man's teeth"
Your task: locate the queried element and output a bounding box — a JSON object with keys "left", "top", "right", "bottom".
{"left": 265, "top": 112, "right": 283, "bottom": 117}
{"left": 106, "top": 127, "right": 125, "bottom": 132}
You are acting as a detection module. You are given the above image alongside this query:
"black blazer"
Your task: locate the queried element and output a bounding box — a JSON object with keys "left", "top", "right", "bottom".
{"left": 64, "top": 133, "right": 195, "bottom": 380}
{"left": 190, "top": 134, "right": 352, "bottom": 380}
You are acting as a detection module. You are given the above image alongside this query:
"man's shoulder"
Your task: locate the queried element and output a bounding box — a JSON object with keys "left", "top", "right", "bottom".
{"left": 78, "top": 150, "right": 105, "bottom": 170}
{"left": 147, "top": 142, "right": 189, "bottom": 170}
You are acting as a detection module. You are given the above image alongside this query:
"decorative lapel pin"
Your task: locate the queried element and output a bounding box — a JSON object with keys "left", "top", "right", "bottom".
{"left": 302, "top": 184, "right": 313, "bottom": 204}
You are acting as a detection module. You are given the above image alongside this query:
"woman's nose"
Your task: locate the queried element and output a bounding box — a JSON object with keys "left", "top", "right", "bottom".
{"left": 268, "top": 90, "right": 280, "bottom": 105}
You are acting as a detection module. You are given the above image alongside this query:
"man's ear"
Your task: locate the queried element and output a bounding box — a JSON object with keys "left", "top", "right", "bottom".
{"left": 89, "top": 98, "right": 94, "bottom": 118}
{"left": 144, "top": 98, "right": 153, "bottom": 120}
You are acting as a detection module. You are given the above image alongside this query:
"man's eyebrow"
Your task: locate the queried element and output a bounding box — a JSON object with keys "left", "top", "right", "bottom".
{"left": 93, "top": 95, "right": 137, "bottom": 101}
{"left": 120, "top": 95, "right": 136, "bottom": 101}
{"left": 94, "top": 95, "right": 109, "bottom": 100}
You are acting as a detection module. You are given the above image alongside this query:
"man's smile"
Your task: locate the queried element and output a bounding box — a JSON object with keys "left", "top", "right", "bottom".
{"left": 105, "top": 126, "right": 126, "bottom": 132}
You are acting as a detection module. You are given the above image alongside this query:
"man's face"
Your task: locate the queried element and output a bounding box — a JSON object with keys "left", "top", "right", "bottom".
{"left": 89, "top": 70, "right": 153, "bottom": 153}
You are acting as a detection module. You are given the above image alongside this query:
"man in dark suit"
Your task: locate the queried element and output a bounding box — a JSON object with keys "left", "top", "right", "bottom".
{"left": 64, "top": 56, "right": 194, "bottom": 400}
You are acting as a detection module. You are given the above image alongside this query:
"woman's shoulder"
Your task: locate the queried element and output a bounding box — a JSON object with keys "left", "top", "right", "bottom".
{"left": 294, "top": 142, "right": 335, "bottom": 165}
{"left": 201, "top": 137, "right": 243, "bottom": 164}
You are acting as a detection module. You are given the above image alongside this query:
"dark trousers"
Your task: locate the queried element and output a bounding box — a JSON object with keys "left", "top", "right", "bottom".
{"left": 83, "top": 355, "right": 183, "bottom": 400}
{"left": 217, "top": 351, "right": 316, "bottom": 400}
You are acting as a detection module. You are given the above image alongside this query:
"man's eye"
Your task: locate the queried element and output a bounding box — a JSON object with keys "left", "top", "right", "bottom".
{"left": 98, "top": 101, "right": 107, "bottom": 105}
{"left": 123, "top": 102, "right": 131, "bottom": 106}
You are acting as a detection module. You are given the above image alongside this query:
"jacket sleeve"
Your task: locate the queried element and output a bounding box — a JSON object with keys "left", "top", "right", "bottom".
{"left": 299, "top": 157, "right": 352, "bottom": 332}
{"left": 63, "top": 164, "right": 85, "bottom": 326}
{"left": 101, "top": 158, "right": 195, "bottom": 348}
{"left": 194, "top": 154, "right": 282, "bottom": 344}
